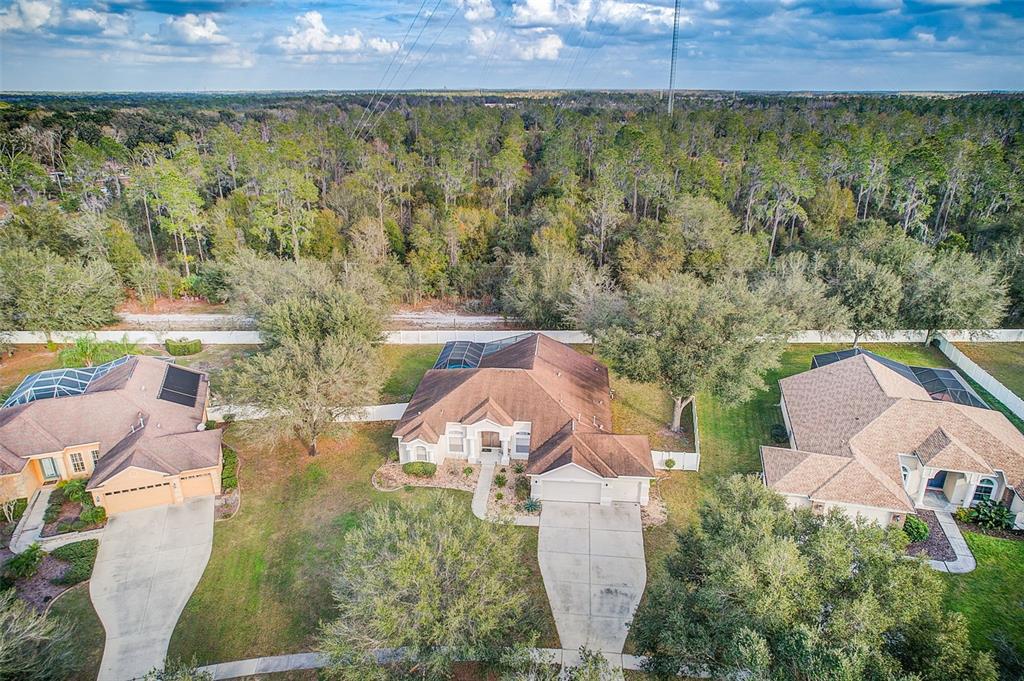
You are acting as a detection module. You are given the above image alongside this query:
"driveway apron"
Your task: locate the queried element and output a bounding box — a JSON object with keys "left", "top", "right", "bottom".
{"left": 538, "top": 501, "right": 646, "bottom": 653}
{"left": 90, "top": 495, "right": 215, "bottom": 681}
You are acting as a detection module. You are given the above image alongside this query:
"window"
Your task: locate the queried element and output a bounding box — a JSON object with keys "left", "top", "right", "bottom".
{"left": 449, "top": 430, "right": 464, "bottom": 454}
{"left": 515, "top": 432, "right": 530, "bottom": 455}
{"left": 91, "top": 449, "right": 100, "bottom": 465}
{"left": 414, "top": 445, "right": 429, "bottom": 462}
{"left": 70, "top": 452, "right": 85, "bottom": 473}
{"left": 973, "top": 477, "right": 996, "bottom": 504}
{"left": 901, "top": 465, "right": 910, "bottom": 485}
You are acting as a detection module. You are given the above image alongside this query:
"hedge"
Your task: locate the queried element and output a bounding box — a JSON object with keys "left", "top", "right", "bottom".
{"left": 51, "top": 539, "right": 99, "bottom": 585}
{"left": 221, "top": 446, "right": 238, "bottom": 491}
{"left": 403, "top": 462, "right": 437, "bottom": 478}
{"left": 165, "top": 338, "right": 203, "bottom": 356}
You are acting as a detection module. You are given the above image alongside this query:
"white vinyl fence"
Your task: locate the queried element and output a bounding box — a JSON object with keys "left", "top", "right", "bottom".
{"left": 934, "top": 334, "right": 1024, "bottom": 421}
{"left": 207, "top": 402, "right": 409, "bottom": 422}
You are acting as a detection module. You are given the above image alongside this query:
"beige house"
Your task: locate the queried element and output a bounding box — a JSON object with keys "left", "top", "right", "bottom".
{"left": 394, "top": 334, "right": 655, "bottom": 505}
{"left": 0, "top": 356, "right": 222, "bottom": 515}
{"left": 761, "top": 349, "right": 1024, "bottom": 529}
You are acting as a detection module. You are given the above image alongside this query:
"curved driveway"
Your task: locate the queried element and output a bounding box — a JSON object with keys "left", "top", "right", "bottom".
{"left": 90, "top": 496, "right": 214, "bottom": 681}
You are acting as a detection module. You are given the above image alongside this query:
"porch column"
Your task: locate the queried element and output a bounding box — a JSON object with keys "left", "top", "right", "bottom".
{"left": 914, "top": 467, "right": 930, "bottom": 507}
{"left": 466, "top": 436, "right": 477, "bottom": 464}
{"left": 500, "top": 438, "right": 510, "bottom": 465}
{"left": 963, "top": 473, "right": 979, "bottom": 508}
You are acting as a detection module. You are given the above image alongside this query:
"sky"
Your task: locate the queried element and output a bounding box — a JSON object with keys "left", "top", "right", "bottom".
{"left": 1, "top": 0, "right": 1023, "bottom": 92}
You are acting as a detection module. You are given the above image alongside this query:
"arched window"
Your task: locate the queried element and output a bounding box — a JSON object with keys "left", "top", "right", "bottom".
{"left": 901, "top": 465, "right": 910, "bottom": 485}
{"left": 972, "top": 477, "right": 996, "bottom": 504}
{"left": 414, "top": 445, "right": 429, "bottom": 462}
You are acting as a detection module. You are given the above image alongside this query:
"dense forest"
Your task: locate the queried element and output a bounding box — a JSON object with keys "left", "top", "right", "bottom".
{"left": 0, "top": 92, "right": 1022, "bottom": 335}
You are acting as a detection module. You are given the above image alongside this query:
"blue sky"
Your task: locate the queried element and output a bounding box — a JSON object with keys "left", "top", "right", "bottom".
{"left": 1, "top": 0, "right": 1023, "bottom": 92}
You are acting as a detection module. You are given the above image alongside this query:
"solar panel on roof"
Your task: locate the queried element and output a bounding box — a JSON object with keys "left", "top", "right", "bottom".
{"left": 158, "top": 365, "right": 200, "bottom": 407}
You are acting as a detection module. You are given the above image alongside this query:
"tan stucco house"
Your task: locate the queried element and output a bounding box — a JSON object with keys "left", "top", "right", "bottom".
{"left": 0, "top": 355, "right": 222, "bottom": 515}
{"left": 761, "top": 349, "right": 1024, "bottom": 529}
{"left": 394, "top": 334, "right": 656, "bottom": 505}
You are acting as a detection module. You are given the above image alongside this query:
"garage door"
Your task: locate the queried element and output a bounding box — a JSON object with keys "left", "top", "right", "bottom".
{"left": 98, "top": 482, "right": 174, "bottom": 515}
{"left": 181, "top": 473, "right": 214, "bottom": 498}
{"left": 539, "top": 480, "right": 602, "bottom": 503}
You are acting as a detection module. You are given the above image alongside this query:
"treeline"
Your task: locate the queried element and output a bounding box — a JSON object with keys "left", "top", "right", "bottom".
{"left": 0, "top": 92, "right": 1022, "bottom": 335}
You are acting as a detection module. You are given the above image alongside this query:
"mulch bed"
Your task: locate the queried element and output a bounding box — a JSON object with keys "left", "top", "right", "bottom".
{"left": 485, "top": 468, "right": 538, "bottom": 520}
{"left": 907, "top": 510, "right": 956, "bottom": 562}
{"left": 215, "top": 488, "right": 240, "bottom": 521}
{"left": 372, "top": 461, "right": 481, "bottom": 493}
{"left": 0, "top": 550, "right": 77, "bottom": 610}
{"left": 641, "top": 474, "right": 669, "bottom": 527}
{"left": 40, "top": 500, "right": 83, "bottom": 538}
{"left": 954, "top": 520, "right": 1024, "bottom": 542}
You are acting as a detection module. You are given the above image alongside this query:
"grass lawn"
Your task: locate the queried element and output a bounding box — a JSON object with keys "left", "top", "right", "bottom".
{"left": 0, "top": 345, "right": 60, "bottom": 401}
{"left": 943, "top": 532, "right": 1024, "bottom": 652}
{"left": 49, "top": 583, "right": 106, "bottom": 681}
{"left": 168, "top": 422, "right": 555, "bottom": 664}
{"left": 380, "top": 344, "right": 443, "bottom": 403}
{"left": 955, "top": 343, "right": 1024, "bottom": 400}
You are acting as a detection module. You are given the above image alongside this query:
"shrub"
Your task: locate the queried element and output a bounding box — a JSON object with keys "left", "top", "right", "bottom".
{"left": 463, "top": 466, "right": 473, "bottom": 477}
{"left": 513, "top": 462, "right": 525, "bottom": 474}
{"left": 523, "top": 498, "right": 541, "bottom": 513}
{"left": 494, "top": 473, "right": 507, "bottom": 488}
{"left": 165, "top": 338, "right": 203, "bottom": 356}
{"left": 50, "top": 539, "right": 99, "bottom": 585}
{"left": 78, "top": 504, "right": 106, "bottom": 526}
{"left": 903, "top": 515, "right": 930, "bottom": 542}
{"left": 495, "top": 492, "right": 504, "bottom": 501}
{"left": 769, "top": 424, "right": 789, "bottom": 444}
{"left": 514, "top": 476, "right": 530, "bottom": 501}
{"left": 71, "top": 520, "right": 87, "bottom": 532}
{"left": 204, "top": 420, "right": 218, "bottom": 430}
{"left": 3, "top": 543, "right": 43, "bottom": 582}
{"left": 953, "top": 507, "right": 973, "bottom": 523}
{"left": 221, "top": 446, "right": 239, "bottom": 491}
{"left": 664, "top": 458, "right": 676, "bottom": 470}
{"left": 403, "top": 462, "right": 437, "bottom": 478}
{"left": 59, "top": 478, "right": 88, "bottom": 504}
{"left": 970, "top": 499, "right": 1015, "bottom": 530}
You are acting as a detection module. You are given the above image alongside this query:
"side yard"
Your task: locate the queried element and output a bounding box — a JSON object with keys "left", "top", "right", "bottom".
{"left": 167, "top": 422, "right": 556, "bottom": 665}
{"left": 955, "top": 342, "right": 1024, "bottom": 401}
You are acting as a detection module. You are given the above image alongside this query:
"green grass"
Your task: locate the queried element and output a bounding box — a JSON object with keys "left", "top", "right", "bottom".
{"left": 168, "top": 422, "right": 556, "bottom": 664}
{"left": 955, "top": 343, "right": 1024, "bottom": 400}
{"left": 943, "top": 532, "right": 1024, "bottom": 652}
{"left": 49, "top": 584, "right": 106, "bottom": 681}
{"left": 380, "top": 344, "right": 442, "bottom": 402}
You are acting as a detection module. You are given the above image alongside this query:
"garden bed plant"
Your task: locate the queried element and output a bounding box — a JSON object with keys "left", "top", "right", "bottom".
{"left": 0, "top": 539, "right": 99, "bottom": 609}
{"left": 486, "top": 464, "right": 541, "bottom": 520}
{"left": 905, "top": 511, "right": 956, "bottom": 562}
{"left": 954, "top": 501, "right": 1024, "bottom": 541}
{"left": 41, "top": 480, "right": 107, "bottom": 537}
{"left": 372, "top": 459, "right": 480, "bottom": 493}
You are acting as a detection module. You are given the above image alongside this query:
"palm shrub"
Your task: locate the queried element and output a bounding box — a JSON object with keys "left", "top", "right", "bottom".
{"left": 970, "top": 500, "right": 1015, "bottom": 530}
{"left": 522, "top": 498, "right": 541, "bottom": 513}
{"left": 494, "top": 473, "right": 508, "bottom": 488}
{"left": 2, "top": 543, "right": 44, "bottom": 584}
{"left": 903, "top": 515, "right": 930, "bottom": 542}
{"left": 59, "top": 479, "right": 88, "bottom": 504}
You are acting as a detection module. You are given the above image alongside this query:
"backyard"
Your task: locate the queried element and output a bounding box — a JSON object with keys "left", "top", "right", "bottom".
{"left": 956, "top": 342, "right": 1024, "bottom": 400}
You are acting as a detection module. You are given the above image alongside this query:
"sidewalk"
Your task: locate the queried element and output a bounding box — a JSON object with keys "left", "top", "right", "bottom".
{"left": 927, "top": 511, "right": 976, "bottom": 574}
{"left": 471, "top": 462, "right": 495, "bottom": 520}
{"left": 10, "top": 488, "right": 51, "bottom": 553}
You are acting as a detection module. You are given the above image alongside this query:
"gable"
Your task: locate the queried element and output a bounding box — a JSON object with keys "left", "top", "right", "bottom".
{"left": 529, "top": 462, "right": 607, "bottom": 482}
{"left": 90, "top": 465, "right": 170, "bottom": 490}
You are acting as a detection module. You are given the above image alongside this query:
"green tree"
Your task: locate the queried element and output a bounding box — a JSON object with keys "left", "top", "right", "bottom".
{"left": 756, "top": 252, "right": 850, "bottom": 332}
{"left": 221, "top": 330, "right": 383, "bottom": 456}
{"left": 0, "top": 589, "right": 78, "bottom": 681}
{"left": 491, "top": 136, "right": 529, "bottom": 219}
{"left": 319, "top": 493, "right": 536, "bottom": 680}
{"left": 632, "top": 475, "right": 997, "bottom": 681}
{"left": 599, "top": 274, "right": 789, "bottom": 431}
{"left": 257, "top": 286, "right": 383, "bottom": 349}
{"left": 901, "top": 249, "right": 1009, "bottom": 342}
{"left": 501, "top": 244, "right": 589, "bottom": 328}
{"left": 0, "top": 248, "right": 122, "bottom": 339}
{"left": 825, "top": 251, "right": 903, "bottom": 346}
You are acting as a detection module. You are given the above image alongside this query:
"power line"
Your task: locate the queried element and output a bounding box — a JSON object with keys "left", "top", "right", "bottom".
{"left": 352, "top": 0, "right": 431, "bottom": 135}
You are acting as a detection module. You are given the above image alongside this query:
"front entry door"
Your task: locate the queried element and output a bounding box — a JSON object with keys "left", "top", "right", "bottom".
{"left": 927, "top": 470, "right": 947, "bottom": 490}
{"left": 40, "top": 457, "right": 59, "bottom": 481}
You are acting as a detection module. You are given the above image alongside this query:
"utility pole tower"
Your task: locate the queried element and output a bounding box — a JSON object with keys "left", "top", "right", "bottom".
{"left": 667, "top": 0, "right": 681, "bottom": 115}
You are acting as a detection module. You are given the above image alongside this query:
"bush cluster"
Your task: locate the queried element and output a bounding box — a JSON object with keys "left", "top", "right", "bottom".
{"left": 968, "top": 499, "right": 1016, "bottom": 530}
{"left": 221, "top": 446, "right": 239, "bottom": 491}
{"left": 165, "top": 338, "right": 203, "bottom": 356}
{"left": 1, "top": 543, "right": 43, "bottom": 587}
{"left": 403, "top": 462, "right": 437, "bottom": 478}
{"left": 902, "top": 515, "right": 930, "bottom": 543}
{"left": 50, "top": 539, "right": 99, "bottom": 586}
{"left": 494, "top": 473, "right": 507, "bottom": 488}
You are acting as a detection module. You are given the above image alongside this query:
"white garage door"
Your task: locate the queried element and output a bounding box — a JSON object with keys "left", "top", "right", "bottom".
{"left": 540, "top": 480, "right": 602, "bottom": 503}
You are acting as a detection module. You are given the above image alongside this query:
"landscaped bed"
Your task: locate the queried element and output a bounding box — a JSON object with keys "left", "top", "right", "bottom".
{"left": 485, "top": 463, "right": 539, "bottom": 520}
{"left": 906, "top": 510, "right": 956, "bottom": 562}
{"left": 40, "top": 481, "right": 106, "bottom": 537}
{"left": 0, "top": 539, "right": 99, "bottom": 609}
{"left": 372, "top": 460, "right": 480, "bottom": 492}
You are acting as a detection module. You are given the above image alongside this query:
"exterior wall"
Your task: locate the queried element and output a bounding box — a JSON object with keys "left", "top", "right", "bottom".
{"left": 779, "top": 393, "right": 795, "bottom": 445}
{"left": 91, "top": 463, "right": 223, "bottom": 514}
{"left": 396, "top": 438, "right": 441, "bottom": 465}
{"left": 0, "top": 467, "right": 40, "bottom": 503}
{"left": 781, "top": 493, "right": 899, "bottom": 526}
{"left": 1010, "top": 491, "right": 1024, "bottom": 530}
{"left": 396, "top": 419, "right": 533, "bottom": 466}
{"left": 180, "top": 467, "right": 220, "bottom": 498}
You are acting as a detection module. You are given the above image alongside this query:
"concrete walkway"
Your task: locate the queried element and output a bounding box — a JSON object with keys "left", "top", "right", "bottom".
{"left": 91, "top": 496, "right": 215, "bottom": 681}
{"left": 10, "top": 487, "right": 51, "bottom": 553}
{"left": 928, "top": 510, "right": 976, "bottom": 574}
{"left": 538, "top": 501, "right": 646, "bottom": 654}
{"left": 471, "top": 462, "right": 495, "bottom": 520}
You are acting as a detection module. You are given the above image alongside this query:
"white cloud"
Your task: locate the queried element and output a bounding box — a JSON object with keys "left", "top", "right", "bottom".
{"left": 512, "top": 0, "right": 591, "bottom": 27}
{"left": 459, "top": 0, "right": 496, "bottom": 22}
{"left": 511, "top": 0, "right": 683, "bottom": 33}
{"left": 274, "top": 11, "right": 398, "bottom": 60}
{"left": 470, "top": 25, "right": 563, "bottom": 60}
{"left": 65, "top": 7, "right": 129, "bottom": 37}
{"left": 703, "top": 0, "right": 719, "bottom": 10}
{"left": 915, "top": 31, "right": 936, "bottom": 44}
{"left": 161, "top": 13, "right": 228, "bottom": 44}
{"left": 594, "top": 0, "right": 680, "bottom": 31}
{"left": 0, "top": 0, "right": 59, "bottom": 33}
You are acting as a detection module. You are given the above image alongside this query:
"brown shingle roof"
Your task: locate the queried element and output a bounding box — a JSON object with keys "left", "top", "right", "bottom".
{"left": 767, "top": 353, "right": 1024, "bottom": 511}
{"left": 395, "top": 334, "right": 652, "bottom": 479}
{"left": 0, "top": 356, "right": 221, "bottom": 485}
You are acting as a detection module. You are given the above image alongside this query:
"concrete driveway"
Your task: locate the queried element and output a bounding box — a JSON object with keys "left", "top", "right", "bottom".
{"left": 90, "top": 496, "right": 215, "bottom": 681}
{"left": 538, "top": 501, "right": 646, "bottom": 653}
